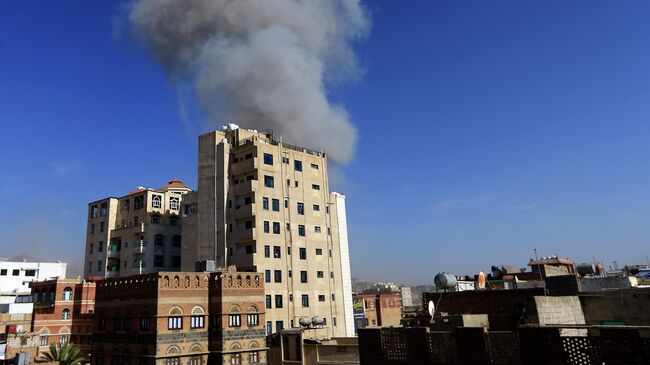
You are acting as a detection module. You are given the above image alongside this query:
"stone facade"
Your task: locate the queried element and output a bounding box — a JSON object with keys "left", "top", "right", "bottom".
{"left": 92, "top": 268, "right": 267, "bottom": 365}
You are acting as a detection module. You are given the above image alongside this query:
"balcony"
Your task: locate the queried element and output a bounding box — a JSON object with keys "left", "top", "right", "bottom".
{"left": 234, "top": 179, "right": 258, "bottom": 196}
{"left": 132, "top": 260, "right": 146, "bottom": 269}
{"left": 229, "top": 227, "right": 256, "bottom": 243}
{"left": 234, "top": 203, "right": 255, "bottom": 219}
{"left": 107, "top": 248, "right": 120, "bottom": 258}
{"left": 132, "top": 241, "right": 147, "bottom": 254}
{"left": 231, "top": 156, "right": 257, "bottom": 175}
{"left": 106, "top": 270, "right": 119, "bottom": 278}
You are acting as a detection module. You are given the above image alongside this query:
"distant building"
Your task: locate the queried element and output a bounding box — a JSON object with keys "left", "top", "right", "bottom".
{"left": 92, "top": 267, "right": 267, "bottom": 365}
{"left": 354, "top": 292, "right": 401, "bottom": 329}
{"left": 83, "top": 179, "right": 192, "bottom": 278}
{"left": 399, "top": 286, "right": 412, "bottom": 308}
{"left": 0, "top": 259, "right": 67, "bottom": 314}
{"left": 268, "top": 328, "right": 359, "bottom": 365}
{"left": 30, "top": 278, "right": 96, "bottom": 358}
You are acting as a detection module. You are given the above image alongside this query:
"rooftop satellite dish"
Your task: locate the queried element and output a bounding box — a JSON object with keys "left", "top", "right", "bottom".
{"left": 428, "top": 300, "right": 435, "bottom": 319}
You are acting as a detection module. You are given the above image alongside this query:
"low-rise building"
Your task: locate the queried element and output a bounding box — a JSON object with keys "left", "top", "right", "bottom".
{"left": 0, "top": 259, "right": 67, "bottom": 315}
{"left": 353, "top": 292, "right": 401, "bottom": 329}
{"left": 92, "top": 267, "right": 267, "bottom": 365}
{"left": 30, "top": 278, "right": 96, "bottom": 358}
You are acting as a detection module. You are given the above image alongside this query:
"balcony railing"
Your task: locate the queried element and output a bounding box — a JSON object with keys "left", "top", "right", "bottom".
{"left": 106, "top": 270, "right": 119, "bottom": 278}
{"left": 132, "top": 260, "right": 146, "bottom": 269}
{"left": 133, "top": 242, "right": 147, "bottom": 254}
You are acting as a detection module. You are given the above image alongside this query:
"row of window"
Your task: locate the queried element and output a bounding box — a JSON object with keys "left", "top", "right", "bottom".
{"left": 262, "top": 175, "right": 322, "bottom": 191}
{"left": 264, "top": 246, "right": 328, "bottom": 259}
{"left": 0, "top": 268, "right": 36, "bottom": 277}
{"left": 90, "top": 195, "right": 181, "bottom": 220}
{"left": 264, "top": 269, "right": 334, "bottom": 284}
{"left": 265, "top": 317, "right": 336, "bottom": 335}
{"left": 262, "top": 221, "right": 327, "bottom": 236}
{"left": 32, "top": 288, "right": 73, "bottom": 303}
{"left": 264, "top": 293, "right": 335, "bottom": 309}
{"left": 89, "top": 235, "right": 181, "bottom": 254}
{"left": 262, "top": 153, "right": 319, "bottom": 171}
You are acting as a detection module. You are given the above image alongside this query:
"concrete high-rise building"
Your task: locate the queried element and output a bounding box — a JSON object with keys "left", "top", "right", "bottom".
{"left": 182, "top": 125, "right": 354, "bottom": 338}
{"left": 84, "top": 180, "right": 192, "bottom": 278}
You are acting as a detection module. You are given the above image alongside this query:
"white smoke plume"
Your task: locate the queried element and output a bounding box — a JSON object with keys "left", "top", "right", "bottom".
{"left": 126, "top": 0, "right": 370, "bottom": 163}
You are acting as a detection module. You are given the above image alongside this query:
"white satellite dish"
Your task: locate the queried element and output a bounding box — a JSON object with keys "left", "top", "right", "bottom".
{"left": 428, "top": 300, "right": 435, "bottom": 318}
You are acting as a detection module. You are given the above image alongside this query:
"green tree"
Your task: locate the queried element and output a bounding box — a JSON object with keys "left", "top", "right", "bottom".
{"left": 40, "top": 342, "right": 86, "bottom": 365}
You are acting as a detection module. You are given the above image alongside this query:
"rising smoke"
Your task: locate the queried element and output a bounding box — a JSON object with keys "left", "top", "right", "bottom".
{"left": 126, "top": 0, "right": 370, "bottom": 163}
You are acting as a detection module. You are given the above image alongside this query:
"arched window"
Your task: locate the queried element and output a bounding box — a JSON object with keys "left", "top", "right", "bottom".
{"left": 155, "top": 234, "right": 165, "bottom": 247}
{"left": 172, "top": 235, "right": 181, "bottom": 247}
{"left": 62, "top": 287, "right": 73, "bottom": 301}
{"left": 151, "top": 214, "right": 161, "bottom": 224}
{"left": 151, "top": 195, "right": 162, "bottom": 209}
{"left": 61, "top": 308, "right": 71, "bottom": 320}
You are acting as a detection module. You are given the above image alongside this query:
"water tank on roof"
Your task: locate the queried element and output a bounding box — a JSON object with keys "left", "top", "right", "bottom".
{"left": 434, "top": 273, "right": 457, "bottom": 289}
{"left": 299, "top": 317, "right": 312, "bottom": 327}
{"left": 577, "top": 263, "right": 596, "bottom": 276}
{"left": 311, "top": 316, "right": 325, "bottom": 326}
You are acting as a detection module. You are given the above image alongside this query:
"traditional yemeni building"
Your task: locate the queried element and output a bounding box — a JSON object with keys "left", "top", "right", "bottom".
{"left": 181, "top": 125, "right": 354, "bottom": 338}
{"left": 84, "top": 179, "right": 192, "bottom": 278}
{"left": 92, "top": 268, "right": 266, "bottom": 365}
{"left": 30, "top": 278, "right": 96, "bottom": 357}
{"left": 353, "top": 292, "right": 401, "bottom": 329}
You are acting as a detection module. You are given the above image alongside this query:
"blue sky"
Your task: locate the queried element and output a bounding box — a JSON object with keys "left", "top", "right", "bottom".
{"left": 2, "top": 1, "right": 650, "bottom": 284}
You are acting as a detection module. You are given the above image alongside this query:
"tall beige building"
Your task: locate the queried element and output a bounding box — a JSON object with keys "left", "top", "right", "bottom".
{"left": 84, "top": 180, "right": 192, "bottom": 278}
{"left": 182, "top": 125, "right": 354, "bottom": 338}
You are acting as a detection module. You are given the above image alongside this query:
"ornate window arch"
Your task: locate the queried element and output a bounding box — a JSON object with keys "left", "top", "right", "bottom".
{"left": 249, "top": 341, "right": 259, "bottom": 349}
{"left": 189, "top": 344, "right": 203, "bottom": 353}
{"left": 62, "top": 287, "right": 73, "bottom": 301}
{"left": 248, "top": 305, "right": 259, "bottom": 313}
{"left": 61, "top": 308, "right": 71, "bottom": 320}
{"left": 191, "top": 306, "right": 205, "bottom": 315}
{"left": 169, "top": 306, "right": 183, "bottom": 315}
{"left": 230, "top": 342, "right": 242, "bottom": 351}
{"left": 151, "top": 195, "right": 162, "bottom": 209}
{"left": 166, "top": 345, "right": 181, "bottom": 355}
{"left": 229, "top": 305, "right": 241, "bottom": 313}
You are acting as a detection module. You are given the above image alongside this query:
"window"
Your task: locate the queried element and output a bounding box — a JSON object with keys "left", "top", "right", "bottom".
{"left": 263, "top": 153, "right": 273, "bottom": 165}
{"left": 284, "top": 199, "right": 288, "bottom": 208}
{"left": 170, "top": 197, "right": 180, "bottom": 210}
{"left": 319, "top": 295, "right": 326, "bottom": 302}
{"left": 60, "top": 335, "right": 69, "bottom": 344}
{"left": 230, "top": 354, "right": 241, "bottom": 365}
{"left": 329, "top": 249, "right": 332, "bottom": 257}
{"left": 155, "top": 234, "right": 165, "bottom": 247}
{"left": 100, "top": 221, "right": 105, "bottom": 232}
{"left": 228, "top": 314, "right": 241, "bottom": 327}
{"left": 311, "top": 163, "right": 319, "bottom": 169}
{"left": 301, "top": 295, "right": 309, "bottom": 308}
{"left": 312, "top": 184, "right": 320, "bottom": 190}
{"left": 244, "top": 196, "right": 252, "bottom": 205}
{"left": 151, "top": 214, "right": 161, "bottom": 224}
{"left": 140, "top": 317, "right": 150, "bottom": 331}
{"left": 282, "top": 157, "right": 289, "bottom": 164}
{"left": 166, "top": 358, "right": 181, "bottom": 365}
{"left": 294, "top": 160, "right": 302, "bottom": 171}
{"left": 299, "top": 248, "right": 307, "bottom": 260}
{"left": 273, "top": 222, "right": 280, "bottom": 234}
{"left": 245, "top": 153, "right": 253, "bottom": 160}
{"left": 264, "top": 175, "right": 274, "bottom": 188}
{"left": 134, "top": 196, "right": 144, "bottom": 209}
{"left": 39, "top": 335, "right": 48, "bottom": 346}
{"left": 172, "top": 235, "right": 181, "bottom": 247}
{"left": 100, "top": 202, "right": 107, "bottom": 216}
{"left": 263, "top": 221, "right": 270, "bottom": 233}
{"left": 333, "top": 317, "right": 337, "bottom": 326}
{"left": 275, "top": 295, "right": 283, "bottom": 308}
{"left": 332, "top": 294, "right": 336, "bottom": 301}
{"left": 315, "top": 248, "right": 323, "bottom": 255}
{"left": 190, "top": 356, "right": 202, "bottom": 365}
{"left": 249, "top": 352, "right": 259, "bottom": 363}
{"left": 287, "top": 247, "right": 291, "bottom": 255}
{"left": 90, "top": 243, "right": 94, "bottom": 254}
{"left": 265, "top": 295, "right": 272, "bottom": 309}
{"left": 91, "top": 224, "right": 95, "bottom": 234}
{"left": 330, "top": 271, "right": 334, "bottom": 279}
{"left": 274, "top": 270, "right": 282, "bottom": 283}
{"left": 273, "top": 246, "right": 281, "bottom": 258}
{"left": 313, "top": 204, "right": 320, "bottom": 211}
{"left": 264, "top": 245, "right": 270, "bottom": 258}
{"left": 122, "top": 200, "right": 129, "bottom": 212}
{"left": 62, "top": 288, "right": 73, "bottom": 301}
{"left": 191, "top": 316, "right": 204, "bottom": 329}
{"left": 245, "top": 220, "right": 253, "bottom": 229}
{"left": 328, "top": 227, "right": 331, "bottom": 235}
{"left": 248, "top": 313, "right": 259, "bottom": 326}
{"left": 300, "top": 271, "right": 308, "bottom": 283}
{"left": 262, "top": 197, "right": 269, "bottom": 210}
{"left": 154, "top": 255, "right": 164, "bottom": 268}
{"left": 169, "top": 216, "right": 178, "bottom": 225}
{"left": 266, "top": 321, "right": 272, "bottom": 335}
{"left": 90, "top": 205, "right": 98, "bottom": 218}
{"left": 317, "top": 271, "right": 324, "bottom": 278}
{"left": 61, "top": 308, "right": 71, "bottom": 320}
{"left": 23, "top": 269, "right": 35, "bottom": 277}
{"left": 0, "top": 269, "right": 6, "bottom": 276}
{"left": 298, "top": 225, "right": 306, "bottom": 237}
{"left": 265, "top": 270, "right": 271, "bottom": 283}
{"left": 152, "top": 195, "right": 162, "bottom": 208}
{"left": 314, "top": 226, "right": 321, "bottom": 233}
{"left": 12, "top": 269, "right": 19, "bottom": 276}
{"left": 297, "top": 202, "right": 304, "bottom": 215}
{"left": 171, "top": 256, "right": 181, "bottom": 267}
{"left": 272, "top": 198, "right": 280, "bottom": 211}
{"left": 168, "top": 316, "right": 182, "bottom": 329}
{"left": 276, "top": 320, "right": 284, "bottom": 332}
